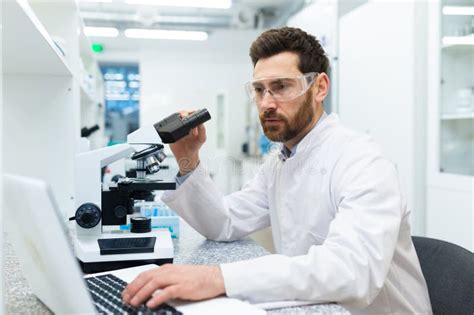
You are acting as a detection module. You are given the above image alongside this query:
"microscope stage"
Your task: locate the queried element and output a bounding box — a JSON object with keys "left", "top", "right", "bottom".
{"left": 115, "top": 178, "right": 176, "bottom": 191}
{"left": 74, "top": 228, "right": 174, "bottom": 273}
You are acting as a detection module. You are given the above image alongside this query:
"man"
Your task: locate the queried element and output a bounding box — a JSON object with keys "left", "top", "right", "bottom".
{"left": 122, "top": 27, "right": 432, "bottom": 314}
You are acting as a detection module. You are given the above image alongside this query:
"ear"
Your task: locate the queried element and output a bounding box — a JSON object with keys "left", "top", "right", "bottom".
{"left": 313, "top": 73, "right": 330, "bottom": 103}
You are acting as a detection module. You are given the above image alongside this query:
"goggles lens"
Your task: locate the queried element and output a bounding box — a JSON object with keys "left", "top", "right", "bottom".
{"left": 245, "top": 72, "right": 318, "bottom": 104}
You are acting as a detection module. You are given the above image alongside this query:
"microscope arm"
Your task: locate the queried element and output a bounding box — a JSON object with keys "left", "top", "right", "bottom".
{"left": 74, "top": 144, "right": 135, "bottom": 237}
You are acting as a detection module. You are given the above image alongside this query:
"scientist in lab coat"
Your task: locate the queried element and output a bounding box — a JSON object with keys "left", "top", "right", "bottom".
{"left": 123, "top": 27, "right": 432, "bottom": 314}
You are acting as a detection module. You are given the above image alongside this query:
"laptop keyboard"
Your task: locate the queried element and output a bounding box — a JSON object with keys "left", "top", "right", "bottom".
{"left": 86, "top": 274, "right": 182, "bottom": 315}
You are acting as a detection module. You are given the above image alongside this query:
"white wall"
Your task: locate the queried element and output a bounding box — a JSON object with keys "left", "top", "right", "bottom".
{"left": 338, "top": 0, "right": 427, "bottom": 235}
{"left": 287, "top": 0, "right": 339, "bottom": 113}
{"left": 288, "top": 1, "right": 338, "bottom": 57}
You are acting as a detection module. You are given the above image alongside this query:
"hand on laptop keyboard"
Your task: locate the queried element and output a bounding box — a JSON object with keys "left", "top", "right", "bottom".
{"left": 86, "top": 274, "right": 182, "bottom": 315}
{"left": 122, "top": 264, "right": 225, "bottom": 309}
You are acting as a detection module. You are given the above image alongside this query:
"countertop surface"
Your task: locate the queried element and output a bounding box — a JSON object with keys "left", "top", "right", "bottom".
{"left": 4, "top": 221, "right": 349, "bottom": 314}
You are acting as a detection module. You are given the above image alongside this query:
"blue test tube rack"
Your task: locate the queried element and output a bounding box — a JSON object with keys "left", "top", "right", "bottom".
{"left": 121, "top": 201, "right": 180, "bottom": 238}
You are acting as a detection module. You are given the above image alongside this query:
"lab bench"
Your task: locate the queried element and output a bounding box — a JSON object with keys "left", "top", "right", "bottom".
{"left": 4, "top": 221, "right": 349, "bottom": 314}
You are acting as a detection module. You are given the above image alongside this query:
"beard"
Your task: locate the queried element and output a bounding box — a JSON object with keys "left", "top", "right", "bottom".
{"left": 259, "top": 90, "right": 315, "bottom": 143}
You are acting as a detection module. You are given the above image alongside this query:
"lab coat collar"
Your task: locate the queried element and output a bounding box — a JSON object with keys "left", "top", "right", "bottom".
{"left": 278, "top": 111, "right": 336, "bottom": 161}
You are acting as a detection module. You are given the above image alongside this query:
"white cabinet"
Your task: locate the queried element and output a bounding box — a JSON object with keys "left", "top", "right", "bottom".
{"left": 438, "top": 2, "right": 473, "bottom": 176}
{"left": 338, "top": 1, "right": 428, "bottom": 235}
{"left": 2, "top": 0, "right": 104, "bottom": 218}
{"left": 427, "top": 0, "right": 473, "bottom": 250}
{"left": 30, "top": 1, "right": 105, "bottom": 150}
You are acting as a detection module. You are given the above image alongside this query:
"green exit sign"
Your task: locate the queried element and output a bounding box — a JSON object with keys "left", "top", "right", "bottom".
{"left": 91, "top": 43, "right": 104, "bottom": 53}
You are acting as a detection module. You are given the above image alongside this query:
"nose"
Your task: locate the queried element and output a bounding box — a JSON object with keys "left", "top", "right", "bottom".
{"left": 259, "top": 90, "right": 277, "bottom": 110}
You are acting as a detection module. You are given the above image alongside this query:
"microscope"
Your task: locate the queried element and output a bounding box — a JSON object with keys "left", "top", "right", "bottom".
{"left": 71, "top": 109, "right": 211, "bottom": 273}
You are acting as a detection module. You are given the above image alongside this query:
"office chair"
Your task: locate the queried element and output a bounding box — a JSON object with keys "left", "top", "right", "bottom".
{"left": 412, "top": 236, "right": 474, "bottom": 315}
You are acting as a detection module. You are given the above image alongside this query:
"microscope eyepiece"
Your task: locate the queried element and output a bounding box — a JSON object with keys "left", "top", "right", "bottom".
{"left": 154, "top": 108, "right": 211, "bottom": 143}
{"left": 181, "top": 108, "right": 211, "bottom": 129}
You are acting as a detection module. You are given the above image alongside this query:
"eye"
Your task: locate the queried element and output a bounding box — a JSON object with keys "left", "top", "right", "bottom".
{"left": 253, "top": 86, "right": 264, "bottom": 95}
{"left": 271, "top": 82, "right": 290, "bottom": 92}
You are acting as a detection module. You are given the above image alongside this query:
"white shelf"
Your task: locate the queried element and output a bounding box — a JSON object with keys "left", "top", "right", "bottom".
{"left": 441, "top": 112, "right": 474, "bottom": 120}
{"left": 442, "top": 34, "right": 474, "bottom": 48}
{"left": 442, "top": 5, "right": 474, "bottom": 16}
{"left": 3, "top": 0, "right": 74, "bottom": 76}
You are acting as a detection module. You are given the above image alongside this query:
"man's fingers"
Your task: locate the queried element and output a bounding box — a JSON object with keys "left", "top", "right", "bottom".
{"left": 190, "top": 124, "right": 205, "bottom": 139}
{"left": 178, "top": 110, "right": 191, "bottom": 118}
{"left": 146, "top": 285, "right": 181, "bottom": 309}
{"left": 176, "top": 109, "right": 207, "bottom": 140}
{"left": 129, "top": 277, "right": 167, "bottom": 306}
{"left": 197, "top": 124, "right": 206, "bottom": 141}
{"left": 122, "top": 270, "right": 156, "bottom": 302}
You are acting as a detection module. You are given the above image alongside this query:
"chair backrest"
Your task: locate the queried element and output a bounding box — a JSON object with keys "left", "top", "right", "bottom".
{"left": 412, "top": 236, "right": 474, "bottom": 315}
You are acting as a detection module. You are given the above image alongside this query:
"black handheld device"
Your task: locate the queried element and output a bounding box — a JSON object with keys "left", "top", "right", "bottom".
{"left": 154, "top": 108, "right": 211, "bottom": 143}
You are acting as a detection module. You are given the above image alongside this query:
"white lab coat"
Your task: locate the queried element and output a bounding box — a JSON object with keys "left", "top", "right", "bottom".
{"left": 162, "top": 113, "right": 432, "bottom": 314}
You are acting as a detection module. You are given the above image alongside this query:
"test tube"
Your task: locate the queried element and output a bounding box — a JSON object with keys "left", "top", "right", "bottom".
{"left": 141, "top": 203, "right": 152, "bottom": 217}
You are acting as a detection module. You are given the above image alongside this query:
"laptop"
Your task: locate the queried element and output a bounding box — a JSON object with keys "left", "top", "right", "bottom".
{"left": 3, "top": 174, "right": 266, "bottom": 314}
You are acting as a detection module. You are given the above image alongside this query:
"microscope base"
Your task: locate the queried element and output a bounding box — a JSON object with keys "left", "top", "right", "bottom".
{"left": 74, "top": 229, "right": 174, "bottom": 274}
{"left": 79, "top": 257, "right": 173, "bottom": 274}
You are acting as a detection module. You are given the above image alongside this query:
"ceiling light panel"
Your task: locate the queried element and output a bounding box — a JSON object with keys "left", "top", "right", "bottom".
{"left": 125, "top": 0, "right": 232, "bottom": 9}
{"left": 78, "top": 0, "right": 113, "bottom": 3}
{"left": 84, "top": 26, "right": 119, "bottom": 37}
{"left": 124, "top": 28, "right": 208, "bottom": 40}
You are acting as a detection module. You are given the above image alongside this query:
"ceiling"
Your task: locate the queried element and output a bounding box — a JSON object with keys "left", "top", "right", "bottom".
{"left": 77, "top": 0, "right": 308, "bottom": 33}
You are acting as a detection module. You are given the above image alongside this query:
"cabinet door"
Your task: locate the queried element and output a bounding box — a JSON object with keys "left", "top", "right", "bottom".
{"left": 439, "top": 0, "right": 473, "bottom": 176}
{"left": 426, "top": 0, "right": 473, "bottom": 251}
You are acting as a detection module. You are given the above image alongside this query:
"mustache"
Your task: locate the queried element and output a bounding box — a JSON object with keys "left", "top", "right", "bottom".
{"left": 261, "top": 110, "right": 286, "bottom": 120}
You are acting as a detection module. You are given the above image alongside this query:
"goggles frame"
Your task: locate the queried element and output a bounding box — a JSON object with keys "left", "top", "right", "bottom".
{"left": 245, "top": 72, "right": 318, "bottom": 104}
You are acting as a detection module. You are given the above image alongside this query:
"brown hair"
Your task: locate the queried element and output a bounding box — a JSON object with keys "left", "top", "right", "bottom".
{"left": 249, "top": 27, "right": 329, "bottom": 74}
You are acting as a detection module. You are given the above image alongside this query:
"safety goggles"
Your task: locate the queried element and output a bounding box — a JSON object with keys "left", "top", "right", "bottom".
{"left": 245, "top": 72, "right": 318, "bottom": 105}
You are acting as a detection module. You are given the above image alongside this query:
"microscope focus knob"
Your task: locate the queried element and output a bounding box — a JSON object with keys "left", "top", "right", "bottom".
{"left": 74, "top": 203, "right": 101, "bottom": 229}
{"left": 114, "top": 205, "right": 127, "bottom": 218}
